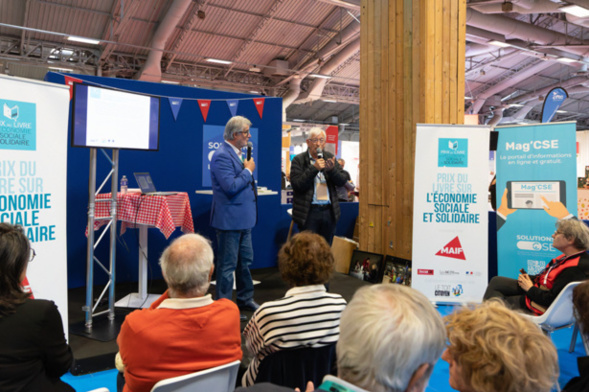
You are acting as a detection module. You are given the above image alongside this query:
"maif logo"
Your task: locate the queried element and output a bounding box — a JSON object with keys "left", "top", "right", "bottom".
{"left": 435, "top": 236, "right": 466, "bottom": 260}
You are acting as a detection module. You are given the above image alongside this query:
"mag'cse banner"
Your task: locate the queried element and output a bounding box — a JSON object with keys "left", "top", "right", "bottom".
{"left": 495, "top": 122, "right": 577, "bottom": 278}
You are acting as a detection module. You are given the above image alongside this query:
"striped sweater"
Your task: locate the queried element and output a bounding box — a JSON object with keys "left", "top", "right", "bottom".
{"left": 241, "top": 285, "right": 347, "bottom": 387}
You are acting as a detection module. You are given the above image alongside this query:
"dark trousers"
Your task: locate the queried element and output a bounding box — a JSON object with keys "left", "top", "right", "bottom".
{"left": 298, "top": 205, "right": 336, "bottom": 245}
{"left": 483, "top": 276, "right": 527, "bottom": 310}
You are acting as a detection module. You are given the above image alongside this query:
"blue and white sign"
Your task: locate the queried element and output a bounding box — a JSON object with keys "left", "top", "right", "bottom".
{"left": 0, "top": 99, "right": 36, "bottom": 151}
{"left": 202, "top": 124, "right": 258, "bottom": 187}
{"left": 496, "top": 122, "right": 577, "bottom": 277}
{"left": 413, "top": 124, "right": 489, "bottom": 304}
{"left": 541, "top": 87, "right": 568, "bottom": 123}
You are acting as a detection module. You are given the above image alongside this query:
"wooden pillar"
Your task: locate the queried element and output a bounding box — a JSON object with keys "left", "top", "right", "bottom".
{"left": 359, "top": 0, "right": 466, "bottom": 259}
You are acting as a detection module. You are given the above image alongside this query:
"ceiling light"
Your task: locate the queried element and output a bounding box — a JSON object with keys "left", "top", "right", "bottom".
{"left": 161, "top": 80, "right": 180, "bottom": 84}
{"left": 48, "top": 66, "right": 74, "bottom": 72}
{"left": 206, "top": 58, "right": 232, "bottom": 65}
{"left": 309, "top": 73, "right": 332, "bottom": 79}
{"left": 465, "top": 96, "right": 473, "bottom": 100}
{"left": 488, "top": 40, "right": 511, "bottom": 48}
{"left": 560, "top": 4, "right": 589, "bottom": 18}
{"left": 292, "top": 119, "right": 305, "bottom": 122}
{"left": 249, "top": 65, "right": 262, "bottom": 72}
{"left": 322, "top": 99, "right": 337, "bottom": 103}
{"left": 340, "top": 123, "right": 349, "bottom": 126}
{"left": 510, "top": 103, "right": 524, "bottom": 107}
{"left": 67, "top": 36, "right": 100, "bottom": 45}
{"left": 249, "top": 90, "right": 260, "bottom": 94}
{"left": 556, "top": 110, "right": 567, "bottom": 113}
{"left": 557, "top": 57, "right": 577, "bottom": 63}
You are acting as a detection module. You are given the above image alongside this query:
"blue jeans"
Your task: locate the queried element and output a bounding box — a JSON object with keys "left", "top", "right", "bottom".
{"left": 215, "top": 228, "right": 254, "bottom": 305}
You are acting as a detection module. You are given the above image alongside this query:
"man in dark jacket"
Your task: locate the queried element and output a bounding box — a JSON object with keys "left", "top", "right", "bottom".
{"left": 290, "top": 128, "right": 348, "bottom": 245}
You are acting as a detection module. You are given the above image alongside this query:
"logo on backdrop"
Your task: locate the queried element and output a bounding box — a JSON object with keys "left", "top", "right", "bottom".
{"left": 0, "top": 99, "right": 36, "bottom": 151}
{"left": 435, "top": 284, "right": 451, "bottom": 297}
{"left": 438, "top": 138, "right": 468, "bottom": 167}
{"left": 541, "top": 87, "right": 568, "bottom": 123}
{"left": 435, "top": 236, "right": 466, "bottom": 260}
{"left": 452, "top": 284, "right": 464, "bottom": 297}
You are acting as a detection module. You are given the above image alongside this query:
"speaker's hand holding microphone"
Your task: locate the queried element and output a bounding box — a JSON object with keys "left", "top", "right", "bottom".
{"left": 314, "top": 148, "right": 326, "bottom": 171}
{"left": 244, "top": 141, "right": 256, "bottom": 172}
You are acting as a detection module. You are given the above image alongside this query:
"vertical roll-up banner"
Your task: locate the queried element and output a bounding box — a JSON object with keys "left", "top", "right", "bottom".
{"left": 495, "top": 122, "right": 577, "bottom": 278}
{"left": 0, "top": 75, "right": 70, "bottom": 334}
{"left": 412, "top": 124, "right": 490, "bottom": 304}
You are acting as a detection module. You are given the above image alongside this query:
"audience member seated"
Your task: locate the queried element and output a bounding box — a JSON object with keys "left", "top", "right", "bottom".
{"left": 333, "top": 284, "right": 446, "bottom": 392}
{"left": 238, "top": 284, "right": 446, "bottom": 392}
{"left": 0, "top": 223, "right": 74, "bottom": 392}
{"left": 443, "top": 300, "right": 558, "bottom": 392}
{"left": 241, "top": 232, "right": 347, "bottom": 387}
{"left": 564, "top": 280, "right": 589, "bottom": 392}
{"left": 116, "top": 233, "right": 242, "bottom": 392}
{"left": 483, "top": 218, "right": 589, "bottom": 314}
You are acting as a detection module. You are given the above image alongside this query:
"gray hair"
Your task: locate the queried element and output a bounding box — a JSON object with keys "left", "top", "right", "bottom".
{"left": 337, "top": 285, "right": 446, "bottom": 392}
{"left": 557, "top": 218, "right": 589, "bottom": 250}
{"left": 224, "top": 116, "right": 252, "bottom": 141}
{"left": 159, "top": 233, "right": 214, "bottom": 297}
{"left": 307, "top": 127, "right": 326, "bottom": 140}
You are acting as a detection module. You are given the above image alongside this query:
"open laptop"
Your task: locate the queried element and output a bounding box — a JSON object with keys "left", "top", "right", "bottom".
{"left": 133, "top": 172, "right": 177, "bottom": 196}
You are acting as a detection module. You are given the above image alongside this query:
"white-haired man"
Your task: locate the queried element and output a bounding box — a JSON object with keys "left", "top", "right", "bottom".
{"left": 210, "top": 115, "right": 259, "bottom": 318}
{"left": 116, "top": 233, "right": 242, "bottom": 392}
{"left": 290, "top": 127, "right": 348, "bottom": 245}
{"left": 236, "top": 284, "right": 446, "bottom": 392}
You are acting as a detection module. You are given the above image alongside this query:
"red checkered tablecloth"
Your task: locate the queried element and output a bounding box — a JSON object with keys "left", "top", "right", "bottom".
{"left": 91, "top": 192, "right": 194, "bottom": 239}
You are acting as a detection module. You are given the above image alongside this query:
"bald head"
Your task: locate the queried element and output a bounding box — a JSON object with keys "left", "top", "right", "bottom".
{"left": 159, "top": 233, "right": 214, "bottom": 298}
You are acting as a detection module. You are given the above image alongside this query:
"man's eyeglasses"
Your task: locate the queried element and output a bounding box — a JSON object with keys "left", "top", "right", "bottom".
{"left": 29, "top": 248, "right": 36, "bottom": 262}
{"left": 239, "top": 130, "right": 251, "bottom": 136}
{"left": 309, "top": 138, "right": 325, "bottom": 144}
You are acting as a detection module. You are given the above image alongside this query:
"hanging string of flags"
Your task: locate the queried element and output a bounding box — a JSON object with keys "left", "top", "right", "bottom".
{"left": 62, "top": 74, "right": 266, "bottom": 122}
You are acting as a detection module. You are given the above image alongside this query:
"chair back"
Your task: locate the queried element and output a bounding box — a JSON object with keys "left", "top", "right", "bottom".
{"left": 254, "top": 344, "right": 337, "bottom": 390}
{"left": 537, "top": 281, "right": 581, "bottom": 330}
{"left": 150, "top": 360, "right": 240, "bottom": 392}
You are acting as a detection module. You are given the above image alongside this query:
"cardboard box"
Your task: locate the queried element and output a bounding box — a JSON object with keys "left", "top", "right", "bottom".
{"left": 331, "top": 236, "right": 359, "bottom": 274}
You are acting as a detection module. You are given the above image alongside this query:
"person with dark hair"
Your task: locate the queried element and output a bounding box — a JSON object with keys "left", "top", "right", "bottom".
{"left": 483, "top": 218, "right": 589, "bottom": 314}
{"left": 241, "top": 232, "right": 347, "bottom": 387}
{"left": 563, "top": 280, "right": 589, "bottom": 392}
{"left": 0, "top": 223, "right": 74, "bottom": 392}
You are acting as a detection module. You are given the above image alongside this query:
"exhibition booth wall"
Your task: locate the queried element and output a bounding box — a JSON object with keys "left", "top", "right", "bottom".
{"left": 44, "top": 72, "right": 357, "bottom": 289}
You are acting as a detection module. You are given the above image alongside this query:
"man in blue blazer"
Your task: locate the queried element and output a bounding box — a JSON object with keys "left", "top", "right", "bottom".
{"left": 210, "top": 116, "right": 259, "bottom": 318}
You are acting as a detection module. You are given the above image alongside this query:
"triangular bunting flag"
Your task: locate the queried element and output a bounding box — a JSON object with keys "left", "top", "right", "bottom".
{"left": 226, "top": 99, "right": 239, "bottom": 117}
{"left": 168, "top": 98, "right": 183, "bottom": 121}
{"left": 197, "top": 100, "right": 211, "bottom": 122}
{"left": 64, "top": 75, "right": 83, "bottom": 100}
{"left": 253, "top": 98, "right": 265, "bottom": 118}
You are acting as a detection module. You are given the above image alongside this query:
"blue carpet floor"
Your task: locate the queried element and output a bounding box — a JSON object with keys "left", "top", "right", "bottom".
{"left": 62, "top": 304, "right": 584, "bottom": 392}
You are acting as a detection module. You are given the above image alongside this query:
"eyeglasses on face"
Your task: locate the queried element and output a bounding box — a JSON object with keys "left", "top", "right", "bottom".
{"left": 309, "top": 138, "right": 325, "bottom": 144}
{"left": 239, "top": 129, "right": 251, "bottom": 136}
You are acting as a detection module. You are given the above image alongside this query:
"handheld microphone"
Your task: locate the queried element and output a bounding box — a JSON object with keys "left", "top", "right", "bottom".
{"left": 247, "top": 142, "right": 253, "bottom": 161}
{"left": 316, "top": 148, "right": 323, "bottom": 159}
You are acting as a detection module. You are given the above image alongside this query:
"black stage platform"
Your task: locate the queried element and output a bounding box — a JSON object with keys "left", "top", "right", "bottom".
{"left": 67, "top": 268, "right": 368, "bottom": 375}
